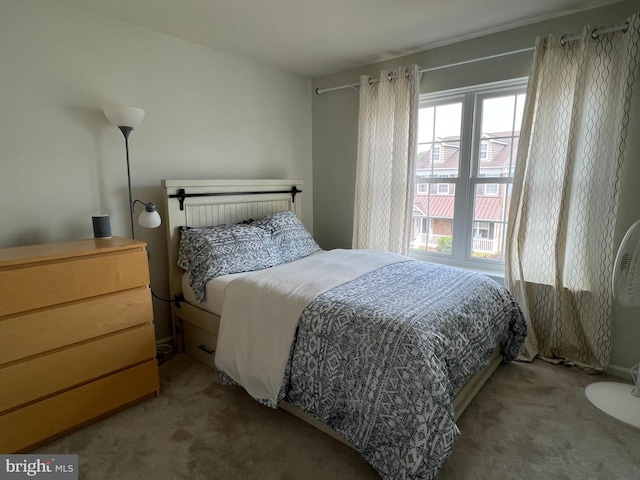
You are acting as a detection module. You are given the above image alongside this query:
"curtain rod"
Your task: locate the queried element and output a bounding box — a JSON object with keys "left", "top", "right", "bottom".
{"left": 315, "top": 47, "right": 534, "bottom": 95}
{"left": 315, "top": 20, "right": 630, "bottom": 96}
{"left": 560, "top": 21, "right": 629, "bottom": 45}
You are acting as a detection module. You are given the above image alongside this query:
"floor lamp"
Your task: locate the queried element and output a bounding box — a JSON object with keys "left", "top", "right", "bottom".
{"left": 103, "top": 105, "right": 161, "bottom": 239}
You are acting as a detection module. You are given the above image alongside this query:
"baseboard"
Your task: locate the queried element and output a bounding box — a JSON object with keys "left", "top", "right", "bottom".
{"left": 606, "top": 363, "right": 631, "bottom": 380}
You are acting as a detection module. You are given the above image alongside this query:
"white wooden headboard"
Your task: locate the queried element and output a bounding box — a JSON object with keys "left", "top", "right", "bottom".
{"left": 161, "top": 179, "right": 303, "bottom": 302}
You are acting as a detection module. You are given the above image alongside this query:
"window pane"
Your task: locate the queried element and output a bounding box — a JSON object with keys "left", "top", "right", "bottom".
{"left": 418, "top": 107, "right": 434, "bottom": 143}
{"left": 510, "top": 94, "right": 526, "bottom": 175}
{"left": 514, "top": 94, "right": 526, "bottom": 131}
{"left": 411, "top": 185, "right": 455, "bottom": 255}
{"left": 416, "top": 144, "right": 432, "bottom": 178}
{"left": 417, "top": 102, "right": 462, "bottom": 178}
{"left": 470, "top": 183, "right": 511, "bottom": 261}
{"left": 478, "top": 93, "right": 525, "bottom": 178}
{"left": 509, "top": 136, "right": 520, "bottom": 176}
{"left": 481, "top": 96, "right": 515, "bottom": 135}
{"left": 416, "top": 141, "right": 460, "bottom": 178}
{"left": 434, "top": 103, "right": 462, "bottom": 138}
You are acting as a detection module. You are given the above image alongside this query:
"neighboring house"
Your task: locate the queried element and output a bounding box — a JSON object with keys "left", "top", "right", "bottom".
{"left": 411, "top": 132, "right": 517, "bottom": 257}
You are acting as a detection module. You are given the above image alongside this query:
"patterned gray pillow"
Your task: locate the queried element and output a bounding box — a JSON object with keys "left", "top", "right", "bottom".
{"left": 178, "top": 224, "right": 281, "bottom": 302}
{"left": 252, "top": 210, "right": 320, "bottom": 264}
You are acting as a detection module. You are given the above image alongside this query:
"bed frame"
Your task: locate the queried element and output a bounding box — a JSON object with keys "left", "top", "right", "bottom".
{"left": 162, "top": 178, "right": 501, "bottom": 448}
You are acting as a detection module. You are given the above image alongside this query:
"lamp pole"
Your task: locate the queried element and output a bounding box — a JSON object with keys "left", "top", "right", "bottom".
{"left": 118, "top": 126, "right": 135, "bottom": 239}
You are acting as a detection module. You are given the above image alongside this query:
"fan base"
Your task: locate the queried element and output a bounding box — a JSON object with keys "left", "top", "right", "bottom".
{"left": 585, "top": 381, "right": 640, "bottom": 429}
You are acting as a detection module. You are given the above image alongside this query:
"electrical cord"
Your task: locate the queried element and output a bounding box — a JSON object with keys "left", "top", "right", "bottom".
{"left": 142, "top": 249, "right": 174, "bottom": 303}
{"left": 151, "top": 289, "right": 173, "bottom": 303}
{"left": 143, "top": 247, "right": 177, "bottom": 364}
{"left": 150, "top": 288, "right": 174, "bottom": 365}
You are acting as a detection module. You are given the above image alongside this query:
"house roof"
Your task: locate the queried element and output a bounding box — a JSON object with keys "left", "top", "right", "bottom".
{"left": 413, "top": 192, "right": 510, "bottom": 221}
{"left": 474, "top": 195, "right": 510, "bottom": 221}
{"left": 413, "top": 194, "right": 455, "bottom": 218}
{"left": 416, "top": 133, "right": 520, "bottom": 174}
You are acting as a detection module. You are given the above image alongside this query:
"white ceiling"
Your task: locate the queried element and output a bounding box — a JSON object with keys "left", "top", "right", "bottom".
{"left": 54, "top": 0, "right": 621, "bottom": 77}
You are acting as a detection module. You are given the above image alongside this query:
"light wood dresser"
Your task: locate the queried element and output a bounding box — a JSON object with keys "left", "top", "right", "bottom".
{"left": 0, "top": 237, "right": 160, "bottom": 453}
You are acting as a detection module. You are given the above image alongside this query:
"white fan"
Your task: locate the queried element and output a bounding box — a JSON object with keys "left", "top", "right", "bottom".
{"left": 585, "top": 219, "right": 640, "bottom": 429}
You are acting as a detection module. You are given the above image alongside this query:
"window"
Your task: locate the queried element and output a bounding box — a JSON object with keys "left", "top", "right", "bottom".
{"left": 410, "top": 78, "right": 527, "bottom": 272}
{"left": 473, "top": 221, "right": 492, "bottom": 239}
{"left": 479, "top": 142, "right": 488, "bottom": 161}
{"left": 484, "top": 184, "right": 499, "bottom": 195}
{"left": 416, "top": 183, "right": 429, "bottom": 194}
{"left": 433, "top": 145, "right": 441, "bottom": 162}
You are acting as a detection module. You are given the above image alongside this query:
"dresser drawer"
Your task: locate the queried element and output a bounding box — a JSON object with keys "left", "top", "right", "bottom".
{"left": 0, "top": 325, "right": 157, "bottom": 414}
{"left": 0, "top": 250, "right": 150, "bottom": 317}
{"left": 0, "top": 360, "right": 159, "bottom": 453}
{"left": 0, "top": 288, "right": 152, "bottom": 366}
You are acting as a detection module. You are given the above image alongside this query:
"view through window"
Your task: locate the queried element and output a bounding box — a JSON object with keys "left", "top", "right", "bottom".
{"left": 410, "top": 79, "right": 527, "bottom": 271}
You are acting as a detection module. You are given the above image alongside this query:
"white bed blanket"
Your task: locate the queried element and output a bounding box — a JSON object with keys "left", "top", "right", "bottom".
{"left": 214, "top": 249, "right": 409, "bottom": 403}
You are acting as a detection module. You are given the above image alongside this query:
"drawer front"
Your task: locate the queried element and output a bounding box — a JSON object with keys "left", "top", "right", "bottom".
{"left": 177, "top": 302, "right": 221, "bottom": 334}
{"left": 183, "top": 321, "right": 218, "bottom": 370}
{"left": 0, "top": 288, "right": 152, "bottom": 366}
{"left": 0, "top": 250, "right": 150, "bottom": 317}
{"left": 0, "top": 325, "right": 157, "bottom": 413}
{"left": 0, "top": 360, "right": 159, "bottom": 453}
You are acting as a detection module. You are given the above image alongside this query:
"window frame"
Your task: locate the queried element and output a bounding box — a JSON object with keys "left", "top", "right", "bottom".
{"left": 409, "top": 77, "right": 528, "bottom": 275}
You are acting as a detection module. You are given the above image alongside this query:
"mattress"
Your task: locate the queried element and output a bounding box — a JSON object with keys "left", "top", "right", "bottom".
{"left": 181, "top": 270, "right": 249, "bottom": 316}
{"left": 181, "top": 251, "right": 329, "bottom": 316}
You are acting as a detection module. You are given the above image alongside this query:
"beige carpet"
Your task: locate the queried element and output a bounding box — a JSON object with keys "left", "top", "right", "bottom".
{"left": 36, "top": 354, "right": 640, "bottom": 479}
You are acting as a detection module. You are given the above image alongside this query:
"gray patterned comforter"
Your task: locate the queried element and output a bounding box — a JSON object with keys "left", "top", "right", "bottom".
{"left": 279, "top": 260, "right": 526, "bottom": 480}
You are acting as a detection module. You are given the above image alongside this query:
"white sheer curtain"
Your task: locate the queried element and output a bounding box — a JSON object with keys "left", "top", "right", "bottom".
{"left": 352, "top": 65, "right": 420, "bottom": 254}
{"left": 506, "top": 14, "right": 640, "bottom": 371}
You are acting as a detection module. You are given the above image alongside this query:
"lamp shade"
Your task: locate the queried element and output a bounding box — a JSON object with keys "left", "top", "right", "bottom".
{"left": 103, "top": 105, "right": 145, "bottom": 128}
{"left": 138, "top": 203, "right": 162, "bottom": 229}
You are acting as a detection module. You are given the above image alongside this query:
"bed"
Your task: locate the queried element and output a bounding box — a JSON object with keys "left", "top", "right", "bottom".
{"left": 162, "top": 179, "right": 526, "bottom": 480}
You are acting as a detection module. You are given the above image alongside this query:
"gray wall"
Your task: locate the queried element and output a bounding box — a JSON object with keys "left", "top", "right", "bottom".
{"left": 0, "top": 1, "right": 313, "bottom": 341}
{"left": 312, "top": 0, "right": 640, "bottom": 371}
